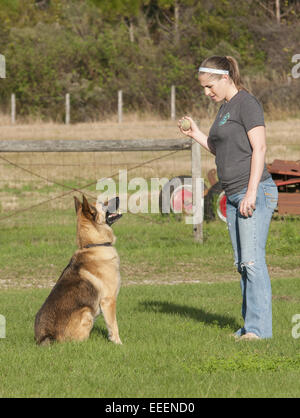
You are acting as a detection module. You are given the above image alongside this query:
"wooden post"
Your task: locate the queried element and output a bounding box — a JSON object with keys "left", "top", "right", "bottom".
{"left": 192, "top": 140, "right": 203, "bottom": 243}
{"left": 0, "top": 314, "right": 6, "bottom": 339}
{"left": 0, "top": 138, "right": 192, "bottom": 153}
{"left": 65, "top": 93, "right": 70, "bottom": 125}
{"left": 0, "top": 54, "right": 5, "bottom": 79}
{"left": 118, "top": 90, "right": 123, "bottom": 123}
{"left": 11, "top": 94, "right": 16, "bottom": 125}
{"left": 171, "top": 85, "right": 176, "bottom": 121}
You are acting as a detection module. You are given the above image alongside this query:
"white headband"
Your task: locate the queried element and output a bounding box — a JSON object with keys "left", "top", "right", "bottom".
{"left": 198, "top": 67, "right": 229, "bottom": 75}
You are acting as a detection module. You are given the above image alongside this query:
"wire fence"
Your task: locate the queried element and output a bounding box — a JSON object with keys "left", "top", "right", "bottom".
{"left": 0, "top": 140, "right": 299, "bottom": 228}
{"left": 0, "top": 149, "right": 185, "bottom": 223}
{"left": 0, "top": 135, "right": 205, "bottom": 233}
{"left": 7, "top": 87, "right": 180, "bottom": 125}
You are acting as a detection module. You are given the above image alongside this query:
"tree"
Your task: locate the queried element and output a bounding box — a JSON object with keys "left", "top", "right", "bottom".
{"left": 255, "top": 0, "right": 298, "bottom": 25}
{"left": 35, "top": 0, "right": 51, "bottom": 10}
{"left": 90, "top": 0, "right": 144, "bottom": 42}
{"left": 156, "top": 0, "right": 180, "bottom": 44}
{"left": 153, "top": 0, "right": 195, "bottom": 45}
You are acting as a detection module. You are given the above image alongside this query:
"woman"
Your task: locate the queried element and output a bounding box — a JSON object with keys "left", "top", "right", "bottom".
{"left": 179, "top": 56, "right": 278, "bottom": 340}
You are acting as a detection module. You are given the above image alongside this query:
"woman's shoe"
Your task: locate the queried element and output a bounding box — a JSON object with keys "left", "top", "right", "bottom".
{"left": 239, "top": 332, "right": 260, "bottom": 341}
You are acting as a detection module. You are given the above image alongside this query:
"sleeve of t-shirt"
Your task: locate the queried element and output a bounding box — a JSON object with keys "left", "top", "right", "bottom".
{"left": 240, "top": 95, "right": 265, "bottom": 133}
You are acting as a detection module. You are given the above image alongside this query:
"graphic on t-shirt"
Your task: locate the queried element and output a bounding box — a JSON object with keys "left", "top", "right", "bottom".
{"left": 219, "top": 112, "right": 230, "bottom": 126}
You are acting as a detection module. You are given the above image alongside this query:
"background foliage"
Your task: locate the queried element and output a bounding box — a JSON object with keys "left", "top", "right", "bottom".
{"left": 0, "top": 0, "right": 299, "bottom": 121}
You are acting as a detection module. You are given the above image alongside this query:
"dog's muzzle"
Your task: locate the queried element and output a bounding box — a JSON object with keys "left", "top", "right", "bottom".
{"left": 105, "top": 197, "right": 122, "bottom": 226}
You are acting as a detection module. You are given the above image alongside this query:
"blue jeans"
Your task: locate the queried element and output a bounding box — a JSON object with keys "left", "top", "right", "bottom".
{"left": 226, "top": 177, "right": 278, "bottom": 339}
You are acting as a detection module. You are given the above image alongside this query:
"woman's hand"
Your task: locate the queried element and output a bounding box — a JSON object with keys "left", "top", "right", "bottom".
{"left": 178, "top": 116, "right": 212, "bottom": 153}
{"left": 239, "top": 191, "right": 257, "bottom": 217}
{"left": 178, "top": 116, "right": 200, "bottom": 139}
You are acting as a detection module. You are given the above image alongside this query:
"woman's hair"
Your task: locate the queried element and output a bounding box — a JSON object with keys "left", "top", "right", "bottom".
{"left": 199, "top": 55, "right": 248, "bottom": 92}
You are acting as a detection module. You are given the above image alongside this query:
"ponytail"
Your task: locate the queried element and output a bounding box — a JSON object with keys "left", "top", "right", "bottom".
{"left": 225, "top": 56, "right": 249, "bottom": 92}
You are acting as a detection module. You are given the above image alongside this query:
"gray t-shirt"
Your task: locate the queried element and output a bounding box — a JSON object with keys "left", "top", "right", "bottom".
{"left": 207, "top": 90, "right": 270, "bottom": 196}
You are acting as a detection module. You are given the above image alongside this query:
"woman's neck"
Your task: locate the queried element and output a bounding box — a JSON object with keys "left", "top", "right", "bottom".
{"left": 225, "top": 85, "right": 239, "bottom": 102}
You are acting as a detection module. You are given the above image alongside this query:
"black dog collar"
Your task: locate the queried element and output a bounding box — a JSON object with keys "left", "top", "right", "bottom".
{"left": 84, "top": 243, "right": 112, "bottom": 248}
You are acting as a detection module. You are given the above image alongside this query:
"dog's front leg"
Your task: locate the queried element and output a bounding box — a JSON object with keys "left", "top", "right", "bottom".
{"left": 100, "top": 297, "right": 122, "bottom": 344}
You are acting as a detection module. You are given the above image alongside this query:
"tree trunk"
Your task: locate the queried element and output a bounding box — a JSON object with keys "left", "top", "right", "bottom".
{"left": 174, "top": 1, "right": 179, "bottom": 44}
{"left": 129, "top": 19, "right": 134, "bottom": 42}
{"left": 275, "top": 0, "right": 281, "bottom": 25}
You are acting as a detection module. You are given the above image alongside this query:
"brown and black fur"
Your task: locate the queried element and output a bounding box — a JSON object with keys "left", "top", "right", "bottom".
{"left": 34, "top": 194, "right": 122, "bottom": 346}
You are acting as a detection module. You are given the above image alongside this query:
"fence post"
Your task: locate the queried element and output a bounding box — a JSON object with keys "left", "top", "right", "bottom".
{"left": 0, "top": 54, "right": 5, "bottom": 79}
{"left": 192, "top": 140, "right": 203, "bottom": 243}
{"left": 65, "top": 93, "right": 70, "bottom": 125}
{"left": 171, "top": 85, "right": 176, "bottom": 121}
{"left": 0, "top": 315, "right": 6, "bottom": 339}
{"left": 118, "top": 90, "right": 123, "bottom": 123}
{"left": 11, "top": 93, "right": 16, "bottom": 125}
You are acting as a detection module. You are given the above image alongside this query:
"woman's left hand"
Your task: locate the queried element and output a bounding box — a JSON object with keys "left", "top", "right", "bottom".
{"left": 239, "top": 191, "right": 257, "bottom": 217}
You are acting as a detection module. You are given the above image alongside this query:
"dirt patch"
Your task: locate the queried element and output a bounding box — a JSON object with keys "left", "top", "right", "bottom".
{"left": 1, "top": 266, "right": 298, "bottom": 290}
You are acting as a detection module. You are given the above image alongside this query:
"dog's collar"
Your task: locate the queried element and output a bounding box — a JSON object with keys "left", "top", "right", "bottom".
{"left": 84, "top": 243, "right": 112, "bottom": 249}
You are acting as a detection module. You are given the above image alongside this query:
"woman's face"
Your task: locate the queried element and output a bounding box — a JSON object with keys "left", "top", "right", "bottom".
{"left": 198, "top": 73, "right": 228, "bottom": 102}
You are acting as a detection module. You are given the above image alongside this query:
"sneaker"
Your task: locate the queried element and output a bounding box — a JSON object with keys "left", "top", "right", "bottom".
{"left": 239, "top": 332, "right": 260, "bottom": 341}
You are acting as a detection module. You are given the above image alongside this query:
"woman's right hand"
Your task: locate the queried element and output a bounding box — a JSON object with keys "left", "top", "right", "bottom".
{"left": 178, "top": 116, "right": 200, "bottom": 139}
{"left": 178, "top": 116, "right": 211, "bottom": 153}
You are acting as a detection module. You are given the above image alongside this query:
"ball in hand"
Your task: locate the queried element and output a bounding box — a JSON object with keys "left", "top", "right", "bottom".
{"left": 180, "top": 119, "right": 191, "bottom": 131}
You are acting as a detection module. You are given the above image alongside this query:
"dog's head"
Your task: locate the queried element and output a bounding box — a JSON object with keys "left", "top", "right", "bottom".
{"left": 74, "top": 195, "right": 122, "bottom": 227}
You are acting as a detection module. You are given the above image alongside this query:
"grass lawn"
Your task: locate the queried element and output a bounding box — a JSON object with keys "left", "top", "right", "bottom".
{"left": 0, "top": 207, "right": 300, "bottom": 398}
{"left": 0, "top": 209, "right": 300, "bottom": 288}
{"left": 0, "top": 278, "right": 300, "bottom": 398}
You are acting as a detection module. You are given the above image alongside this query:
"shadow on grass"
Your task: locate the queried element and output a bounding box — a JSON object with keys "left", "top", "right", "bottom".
{"left": 140, "top": 300, "right": 240, "bottom": 330}
{"left": 91, "top": 323, "right": 109, "bottom": 340}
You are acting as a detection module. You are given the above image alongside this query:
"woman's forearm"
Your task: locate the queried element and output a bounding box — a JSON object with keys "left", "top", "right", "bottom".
{"left": 240, "top": 125, "right": 267, "bottom": 217}
{"left": 246, "top": 126, "right": 267, "bottom": 195}
{"left": 192, "top": 130, "right": 210, "bottom": 153}
{"left": 247, "top": 147, "right": 266, "bottom": 194}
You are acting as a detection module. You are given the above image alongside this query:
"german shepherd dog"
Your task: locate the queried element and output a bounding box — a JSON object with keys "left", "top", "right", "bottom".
{"left": 34, "top": 195, "right": 122, "bottom": 346}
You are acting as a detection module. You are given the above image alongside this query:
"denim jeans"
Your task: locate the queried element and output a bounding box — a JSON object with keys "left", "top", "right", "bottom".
{"left": 226, "top": 177, "right": 278, "bottom": 339}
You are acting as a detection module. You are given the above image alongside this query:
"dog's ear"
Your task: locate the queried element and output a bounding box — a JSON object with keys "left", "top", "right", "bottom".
{"left": 74, "top": 196, "right": 82, "bottom": 214}
{"left": 82, "top": 194, "right": 92, "bottom": 216}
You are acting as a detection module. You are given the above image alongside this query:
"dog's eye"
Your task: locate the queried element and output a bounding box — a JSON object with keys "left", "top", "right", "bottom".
{"left": 89, "top": 208, "right": 97, "bottom": 219}
{"left": 89, "top": 205, "right": 97, "bottom": 219}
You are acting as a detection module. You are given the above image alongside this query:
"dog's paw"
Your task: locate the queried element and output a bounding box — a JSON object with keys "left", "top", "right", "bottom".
{"left": 110, "top": 335, "right": 123, "bottom": 345}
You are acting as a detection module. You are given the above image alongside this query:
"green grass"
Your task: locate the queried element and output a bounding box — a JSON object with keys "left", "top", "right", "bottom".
{"left": 0, "top": 209, "right": 300, "bottom": 397}
{"left": 0, "top": 210, "right": 299, "bottom": 287}
{"left": 0, "top": 279, "right": 300, "bottom": 398}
